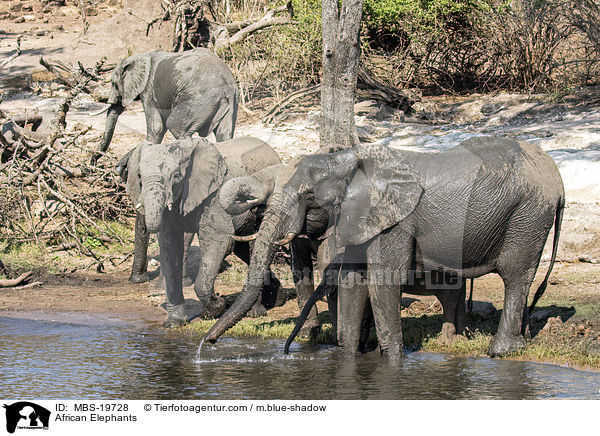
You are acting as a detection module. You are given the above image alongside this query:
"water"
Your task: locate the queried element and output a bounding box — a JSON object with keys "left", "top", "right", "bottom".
{"left": 1, "top": 315, "right": 599, "bottom": 400}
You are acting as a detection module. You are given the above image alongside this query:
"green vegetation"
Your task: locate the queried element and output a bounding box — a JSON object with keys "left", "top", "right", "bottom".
{"left": 222, "top": 0, "right": 600, "bottom": 96}
{"left": 0, "top": 219, "right": 136, "bottom": 274}
{"left": 185, "top": 312, "right": 336, "bottom": 344}
{"left": 183, "top": 305, "right": 600, "bottom": 369}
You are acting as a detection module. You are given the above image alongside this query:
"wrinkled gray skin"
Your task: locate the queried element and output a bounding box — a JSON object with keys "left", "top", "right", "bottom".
{"left": 124, "top": 136, "right": 283, "bottom": 327}
{"left": 205, "top": 137, "right": 565, "bottom": 359}
{"left": 96, "top": 48, "right": 238, "bottom": 284}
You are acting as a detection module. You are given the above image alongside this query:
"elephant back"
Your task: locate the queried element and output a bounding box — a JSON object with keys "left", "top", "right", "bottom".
{"left": 216, "top": 136, "right": 281, "bottom": 179}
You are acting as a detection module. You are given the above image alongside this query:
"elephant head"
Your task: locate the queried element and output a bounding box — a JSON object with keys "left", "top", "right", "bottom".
{"left": 96, "top": 53, "right": 153, "bottom": 160}
{"left": 124, "top": 138, "right": 226, "bottom": 233}
{"left": 204, "top": 145, "right": 424, "bottom": 342}
{"left": 218, "top": 164, "right": 283, "bottom": 217}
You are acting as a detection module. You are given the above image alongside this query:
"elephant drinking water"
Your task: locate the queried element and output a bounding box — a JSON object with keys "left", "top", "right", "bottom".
{"left": 204, "top": 137, "right": 564, "bottom": 359}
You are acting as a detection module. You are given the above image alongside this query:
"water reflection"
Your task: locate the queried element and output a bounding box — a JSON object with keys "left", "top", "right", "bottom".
{"left": 0, "top": 316, "right": 598, "bottom": 400}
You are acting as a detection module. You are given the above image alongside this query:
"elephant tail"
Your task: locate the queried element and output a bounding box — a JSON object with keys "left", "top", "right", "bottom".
{"left": 284, "top": 278, "right": 333, "bottom": 355}
{"left": 528, "top": 197, "right": 565, "bottom": 314}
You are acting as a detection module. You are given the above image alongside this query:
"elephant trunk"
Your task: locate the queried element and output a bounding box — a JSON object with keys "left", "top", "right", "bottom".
{"left": 204, "top": 207, "right": 283, "bottom": 342}
{"left": 142, "top": 178, "right": 166, "bottom": 234}
{"left": 219, "top": 165, "right": 281, "bottom": 216}
{"left": 96, "top": 103, "right": 124, "bottom": 157}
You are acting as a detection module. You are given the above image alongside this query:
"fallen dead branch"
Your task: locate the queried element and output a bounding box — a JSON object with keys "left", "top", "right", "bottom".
{"left": 0, "top": 36, "right": 22, "bottom": 70}
{"left": 147, "top": 1, "right": 294, "bottom": 52}
{"left": 0, "top": 271, "right": 33, "bottom": 288}
{"left": 263, "top": 84, "right": 320, "bottom": 124}
{"left": 0, "top": 58, "right": 134, "bottom": 270}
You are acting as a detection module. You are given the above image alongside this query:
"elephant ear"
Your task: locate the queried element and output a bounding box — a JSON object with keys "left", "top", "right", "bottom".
{"left": 181, "top": 138, "right": 227, "bottom": 216}
{"left": 335, "top": 145, "right": 423, "bottom": 247}
{"left": 125, "top": 145, "right": 143, "bottom": 213}
{"left": 118, "top": 55, "right": 151, "bottom": 107}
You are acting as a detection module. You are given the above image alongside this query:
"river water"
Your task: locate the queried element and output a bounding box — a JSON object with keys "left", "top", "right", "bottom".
{"left": 1, "top": 315, "right": 599, "bottom": 400}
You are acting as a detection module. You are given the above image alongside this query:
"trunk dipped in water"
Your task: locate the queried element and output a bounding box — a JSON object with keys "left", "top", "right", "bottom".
{"left": 204, "top": 207, "right": 286, "bottom": 342}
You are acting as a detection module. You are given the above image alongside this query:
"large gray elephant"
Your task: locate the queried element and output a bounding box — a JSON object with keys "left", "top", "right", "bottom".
{"left": 123, "top": 136, "right": 284, "bottom": 327}
{"left": 95, "top": 48, "right": 238, "bottom": 284}
{"left": 204, "top": 137, "right": 565, "bottom": 359}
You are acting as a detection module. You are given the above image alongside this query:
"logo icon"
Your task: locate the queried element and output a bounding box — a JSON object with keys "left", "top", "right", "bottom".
{"left": 3, "top": 402, "right": 50, "bottom": 434}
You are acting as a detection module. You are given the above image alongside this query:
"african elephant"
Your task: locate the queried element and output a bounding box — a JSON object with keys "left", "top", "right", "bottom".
{"left": 204, "top": 137, "right": 565, "bottom": 360}
{"left": 123, "top": 136, "right": 284, "bottom": 327}
{"left": 94, "top": 48, "right": 238, "bottom": 284}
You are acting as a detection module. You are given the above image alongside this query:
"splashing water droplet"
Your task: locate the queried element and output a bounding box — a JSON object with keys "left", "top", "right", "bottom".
{"left": 194, "top": 338, "right": 205, "bottom": 361}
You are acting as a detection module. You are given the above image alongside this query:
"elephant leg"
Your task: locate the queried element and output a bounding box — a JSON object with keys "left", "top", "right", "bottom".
{"left": 369, "top": 279, "right": 403, "bottom": 360}
{"left": 182, "top": 232, "right": 195, "bottom": 287}
{"left": 129, "top": 212, "right": 149, "bottom": 284}
{"left": 159, "top": 220, "right": 186, "bottom": 328}
{"left": 435, "top": 280, "right": 466, "bottom": 345}
{"left": 194, "top": 235, "right": 232, "bottom": 317}
{"left": 213, "top": 106, "right": 236, "bottom": 141}
{"left": 489, "top": 270, "right": 535, "bottom": 357}
{"left": 489, "top": 225, "right": 547, "bottom": 357}
{"left": 290, "top": 238, "right": 320, "bottom": 338}
{"left": 338, "top": 265, "right": 369, "bottom": 358}
{"left": 145, "top": 106, "right": 167, "bottom": 143}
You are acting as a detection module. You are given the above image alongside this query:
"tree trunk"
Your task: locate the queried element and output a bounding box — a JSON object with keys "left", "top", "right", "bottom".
{"left": 319, "top": 0, "right": 364, "bottom": 152}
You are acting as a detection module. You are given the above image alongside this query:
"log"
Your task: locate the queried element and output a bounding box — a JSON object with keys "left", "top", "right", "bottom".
{"left": 0, "top": 271, "right": 33, "bottom": 288}
{"left": 263, "top": 84, "right": 320, "bottom": 124}
{"left": 357, "top": 66, "right": 420, "bottom": 112}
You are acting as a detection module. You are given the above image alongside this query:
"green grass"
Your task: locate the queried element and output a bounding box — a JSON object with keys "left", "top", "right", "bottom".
{"left": 184, "top": 313, "right": 336, "bottom": 345}
{"left": 183, "top": 310, "right": 600, "bottom": 369}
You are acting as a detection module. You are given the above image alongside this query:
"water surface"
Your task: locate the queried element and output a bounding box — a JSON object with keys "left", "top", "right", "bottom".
{"left": 1, "top": 315, "right": 599, "bottom": 400}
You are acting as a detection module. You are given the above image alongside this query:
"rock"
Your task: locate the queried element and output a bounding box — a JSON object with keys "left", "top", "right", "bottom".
{"left": 530, "top": 308, "right": 552, "bottom": 322}
{"left": 542, "top": 316, "right": 564, "bottom": 331}
{"left": 468, "top": 301, "right": 497, "bottom": 318}
{"left": 374, "top": 103, "right": 396, "bottom": 121}
{"left": 357, "top": 125, "right": 376, "bottom": 143}
{"left": 354, "top": 99, "right": 379, "bottom": 116}
{"left": 14, "top": 17, "right": 25, "bottom": 23}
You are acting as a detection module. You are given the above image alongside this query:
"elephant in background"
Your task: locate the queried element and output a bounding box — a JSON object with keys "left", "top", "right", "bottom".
{"left": 123, "top": 136, "right": 284, "bottom": 327}
{"left": 95, "top": 48, "right": 239, "bottom": 284}
{"left": 204, "top": 137, "right": 564, "bottom": 360}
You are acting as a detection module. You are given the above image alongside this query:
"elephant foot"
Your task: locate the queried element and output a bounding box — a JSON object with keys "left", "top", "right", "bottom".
{"left": 273, "top": 287, "right": 289, "bottom": 307}
{"left": 248, "top": 303, "right": 267, "bottom": 318}
{"left": 163, "top": 304, "right": 188, "bottom": 328}
{"left": 298, "top": 321, "right": 321, "bottom": 339}
{"left": 129, "top": 271, "right": 149, "bottom": 284}
{"left": 163, "top": 314, "right": 188, "bottom": 328}
{"left": 200, "top": 295, "right": 227, "bottom": 320}
{"left": 439, "top": 322, "right": 466, "bottom": 346}
{"left": 488, "top": 332, "right": 526, "bottom": 357}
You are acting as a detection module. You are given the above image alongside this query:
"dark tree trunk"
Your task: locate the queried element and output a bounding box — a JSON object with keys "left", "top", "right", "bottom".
{"left": 319, "top": 0, "right": 364, "bottom": 152}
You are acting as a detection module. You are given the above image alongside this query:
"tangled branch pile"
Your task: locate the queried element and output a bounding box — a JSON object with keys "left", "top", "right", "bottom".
{"left": 0, "top": 57, "right": 134, "bottom": 272}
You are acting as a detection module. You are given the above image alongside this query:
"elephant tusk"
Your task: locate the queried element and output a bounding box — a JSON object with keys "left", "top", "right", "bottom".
{"left": 90, "top": 105, "right": 110, "bottom": 116}
{"left": 135, "top": 202, "right": 143, "bottom": 210}
{"left": 275, "top": 232, "right": 297, "bottom": 245}
{"left": 167, "top": 203, "right": 173, "bottom": 211}
{"left": 231, "top": 233, "right": 258, "bottom": 242}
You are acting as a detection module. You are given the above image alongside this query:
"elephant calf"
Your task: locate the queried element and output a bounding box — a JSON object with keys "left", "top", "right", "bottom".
{"left": 123, "top": 136, "right": 286, "bottom": 327}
